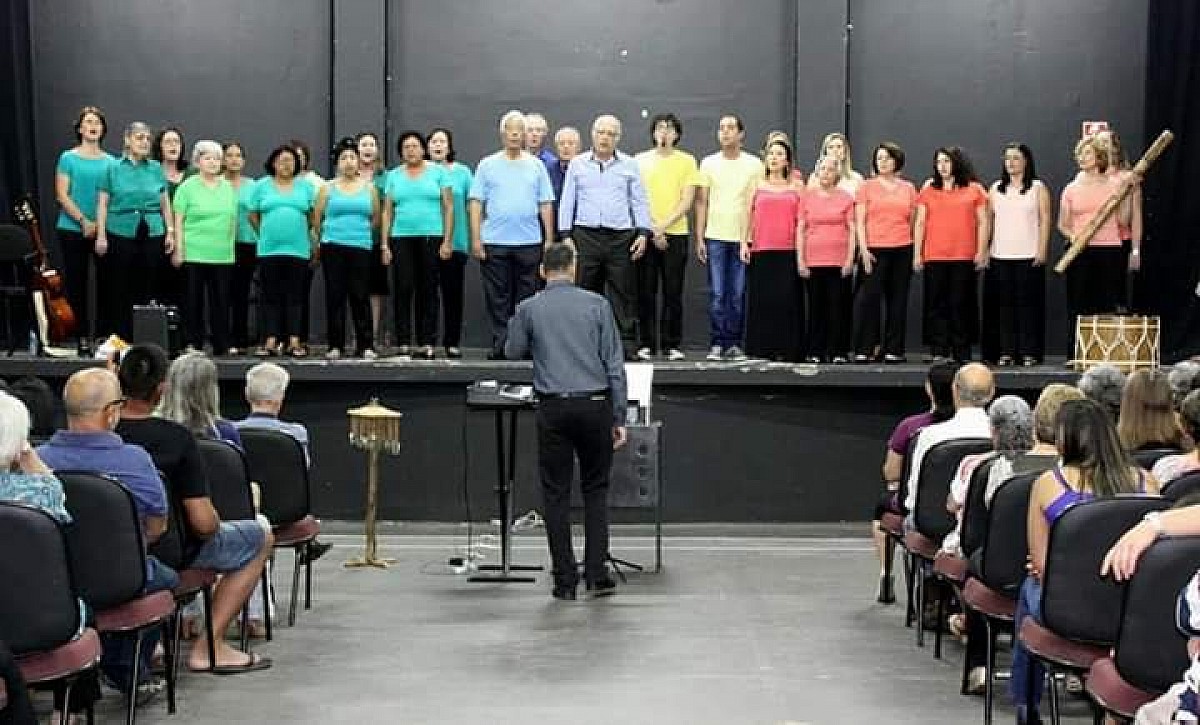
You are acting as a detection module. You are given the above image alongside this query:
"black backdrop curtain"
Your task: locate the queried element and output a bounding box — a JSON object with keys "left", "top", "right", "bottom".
{"left": 0, "top": 0, "right": 37, "bottom": 222}
{"left": 1144, "top": 1, "right": 1200, "bottom": 360}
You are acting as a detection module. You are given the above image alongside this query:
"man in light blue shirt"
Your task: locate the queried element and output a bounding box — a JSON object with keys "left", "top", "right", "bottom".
{"left": 559, "top": 115, "right": 652, "bottom": 357}
{"left": 469, "top": 110, "right": 555, "bottom": 359}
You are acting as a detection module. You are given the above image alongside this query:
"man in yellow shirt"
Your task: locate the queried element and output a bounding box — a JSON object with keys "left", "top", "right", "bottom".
{"left": 635, "top": 113, "right": 699, "bottom": 361}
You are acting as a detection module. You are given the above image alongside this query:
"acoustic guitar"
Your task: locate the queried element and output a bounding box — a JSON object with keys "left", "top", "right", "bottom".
{"left": 12, "top": 196, "right": 77, "bottom": 344}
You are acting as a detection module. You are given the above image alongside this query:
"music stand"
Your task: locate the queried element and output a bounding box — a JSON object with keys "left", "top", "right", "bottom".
{"left": 465, "top": 383, "right": 543, "bottom": 583}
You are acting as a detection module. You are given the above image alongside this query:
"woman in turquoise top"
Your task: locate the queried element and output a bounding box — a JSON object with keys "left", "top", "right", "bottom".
{"left": 249, "top": 145, "right": 317, "bottom": 358}
{"left": 54, "top": 105, "right": 115, "bottom": 355}
{"left": 95, "top": 121, "right": 175, "bottom": 343}
{"left": 314, "top": 138, "right": 380, "bottom": 359}
{"left": 381, "top": 131, "right": 453, "bottom": 359}
{"left": 427, "top": 128, "right": 473, "bottom": 359}
{"left": 223, "top": 141, "right": 258, "bottom": 352}
{"left": 356, "top": 132, "right": 390, "bottom": 347}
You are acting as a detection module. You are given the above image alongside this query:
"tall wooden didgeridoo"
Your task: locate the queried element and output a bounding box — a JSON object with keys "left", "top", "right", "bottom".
{"left": 1055, "top": 129, "right": 1175, "bottom": 274}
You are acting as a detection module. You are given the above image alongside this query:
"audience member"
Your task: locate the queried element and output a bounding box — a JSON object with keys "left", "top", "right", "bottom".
{"left": 160, "top": 351, "right": 243, "bottom": 447}
{"left": 1152, "top": 388, "right": 1200, "bottom": 485}
{"left": 9, "top": 375, "right": 60, "bottom": 438}
{"left": 1118, "top": 368, "right": 1185, "bottom": 453}
{"left": 1077, "top": 363, "right": 1126, "bottom": 424}
{"left": 1168, "top": 360, "right": 1200, "bottom": 410}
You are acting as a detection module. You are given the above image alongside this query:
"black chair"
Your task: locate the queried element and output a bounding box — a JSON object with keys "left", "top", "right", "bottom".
{"left": 931, "top": 455, "right": 996, "bottom": 659}
{"left": 0, "top": 225, "right": 35, "bottom": 356}
{"left": 1132, "top": 447, "right": 1182, "bottom": 471}
{"left": 1019, "top": 495, "right": 1170, "bottom": 725}
{"left": 196, "top": 438, "right": 270, "bottom": 647}
{"left": 1163, "top": 471, "right": 1200, "bottom": 502}
{"left": 1086, "top": 536, "right": 1200, "bottom": 720}
{"left": 0, "top": 502, "right": 102, "bottom": 724}
{"left": 57, "top": 471, "right": 177, "bottom": 725}
{"left": 239, "top": 427, "right": 321, "bottom": 626}
{"left": 960, "top": 471, "right": 1040, "bottom": 725}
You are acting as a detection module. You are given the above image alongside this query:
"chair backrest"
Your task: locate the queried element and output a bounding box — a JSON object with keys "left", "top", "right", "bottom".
{"left": 958, "top": 455, "right": 997, "bottom": 558}
{"left": 896, "top": 435, "right": 919, "bottom": 511}
{"left": 978, "top": 471, "right": 1040, "bottom": 596}
{"left": 57, "top": 471, "right": 147, "bottom": 611}
{"left": 1163, "top": 472, "right": 1200, "bottom": 503}
{"left": 1112, "top": 536, "right": 1200, "bottom": 693}
{"left": 239, "top": 427, "right": 311, "bottom": 525}
{"left": 1132, "top": 447, "right": 1182, "bottom": 471}
{"left": 196, "top": 438, "right": 256, "bottom": 522}
{"left": 1040, "top": 496, "right": 1171, "bottom": 645}
{"left": 913, "top": 438, "right": 992, "bottom": 540}
{"left": 0, "top": 502, "right": 82, "bottom": 654}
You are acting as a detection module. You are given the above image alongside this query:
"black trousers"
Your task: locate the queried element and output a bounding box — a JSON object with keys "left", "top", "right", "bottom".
{"left": 806, "top": 267, "right": 851, "bottom": 360}
{"left": 183, "top": 262, "right": 232, "bottom": 353}
{"left": 636, "top": 233, "right": 688, "bottom": 352}
{"left": 322, "top": 244, "right": 373, "bottom": 353}
{"left": 574, "top": 226, "right": 637, "bottom": 353}
{"left": 923, "top": 260, "right": 978, "bottom": 359}
{"left": 480, "top": 243, "right": 541, "bottom": 352}
{"left": 229, "top": 242, "right": 257, "bottom": 349}
{"left": 101, "top": 222, "right": 163, "bottom": 341}
{"left": 1065, "top": 245, "right": 1127, "bottom": 354}
{"left": 57, "top": 229, "right": 95, "bottom": 342}
{"left": 298, "top": 265, "right": 314, "bottom": 344}
{"left": 388, "top": 235, "right": 440, "bottom": 347}
{"left": 986, "top": 258, "right": 1045, "bottom": 360}
{"left": 439, "top": 251, "right": 467, "bottom": 348}
{"left": 259, "top": 256, "right": 308, "bottom": 341}
{"left": 537, "top": 395, "right": 613, "bottom": 587}
{"left": 852, "top": 246, "right": 912, "bottom": 357}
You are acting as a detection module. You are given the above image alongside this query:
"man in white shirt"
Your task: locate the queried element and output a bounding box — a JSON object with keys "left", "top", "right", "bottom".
{"left": 903, "top": 363, "right": 995, "bottom": 513}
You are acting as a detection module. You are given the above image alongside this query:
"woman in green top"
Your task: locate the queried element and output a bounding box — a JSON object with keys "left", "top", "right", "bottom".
{"left": 223, "top": 141, "right": 258, "bottom": 352}
{"left": 250, "top": 145, "right": 318, "bottom": 358}
{"left": 95, "top": 121, "right": 175, "bottom": 342}
{"left": 381, "top": 131, "right": 453, "bottom": 359}
{"left": 153, "top": 127, "right": 188, "bottom": 309}
{"left": 174, "top": 141, "right": 237, "bottom": 355}
{"left": 54, "top": 105, "right": 115, "bottom": 355}
{"left": 427, "top": 128, "right": 473, "bottom": 359}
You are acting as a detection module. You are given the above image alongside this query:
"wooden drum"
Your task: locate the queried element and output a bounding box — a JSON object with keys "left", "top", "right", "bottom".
{"left": 1073, "top": 315, "right": 1160, "bottom": 373}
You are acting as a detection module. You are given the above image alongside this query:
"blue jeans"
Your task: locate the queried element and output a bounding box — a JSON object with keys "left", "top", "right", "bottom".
{"left": 705, "top": 239, "right": 746, "bottom": 349}
{"left": 100, "top": 555, "right": 179, "bottom": 690}
{"left": 1009, "top": 576, "right": 1044, "bottom": 717}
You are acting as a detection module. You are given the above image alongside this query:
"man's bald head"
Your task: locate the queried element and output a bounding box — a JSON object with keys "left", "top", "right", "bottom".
{"left": 63, "top": 368, "right": 122, "bottom": 422}
{"left": 953, "top": 363, "right": 995, "bottom": 409}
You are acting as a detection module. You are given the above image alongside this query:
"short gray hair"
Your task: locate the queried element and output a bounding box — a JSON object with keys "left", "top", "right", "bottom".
{"left": 499, "top": 110, "right": 526, "bottom": 133}
{"left": 1168, "top": 361, "right": 1200, "bottom": 409}
{"left": 988, "top": 395, "right": 1034, "bottom": 454}
{"left": 0, "top": 391, "right": 30, "bottom": 465}
{"left": 160, "top": 352, "right": 221, "bottom": 436}
{"left": 191, "top": 140, "right": 223, "bottom": 166}
{"left": 1078, "top": 364, "right": 1126, "bottom": 422}
{"left": 525, "top": 112, "right": 548, "bottom": 130}
{"left": 246, "top": 362, "right": 290, "bottom": 403}
{"left": 592, "top": 114, "right": 622, "bottom": 136}
{"left": 124, "top": 121, "right": 152, "bottom": 139}
{"left": 554, "top": 126, "right": 580, "bottom": 144}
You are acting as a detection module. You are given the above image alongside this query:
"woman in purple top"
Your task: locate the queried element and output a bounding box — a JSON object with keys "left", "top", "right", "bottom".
{"left": 871, "top": 360, "right": 958, "bottom": 603}
{"left": 1010, "top": 398, "right": 1158, "bottom": 724}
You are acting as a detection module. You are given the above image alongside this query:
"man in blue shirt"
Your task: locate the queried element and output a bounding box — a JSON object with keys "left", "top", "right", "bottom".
{"left": 547, "top": 126, "right": 581, "bottom": 218}
{"left": 506, "top": 241, "right": 628, "bottom": 601}
{"left": 559, "top": 115, "right": 652, "bottom": 358}
{"left": 524, "top": 112, "right": 558, "bottom": 170}
{"left": 469, "top": 110, "right": 556, "bottom": 359}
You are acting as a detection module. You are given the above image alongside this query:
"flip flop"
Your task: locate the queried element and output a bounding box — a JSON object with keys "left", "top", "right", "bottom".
{"left": 190, "top": 653, "right": 273, "bottom": 675}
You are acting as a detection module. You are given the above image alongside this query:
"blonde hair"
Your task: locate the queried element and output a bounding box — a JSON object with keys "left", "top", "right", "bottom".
{"left": 1074, "top": 136, "right": 1111, "bottom": 174}
{"left": 820, "top": 132, "right": 857, "bottom": 181}
{"left": 1034, "top": 384, "right": 1086, "bottom": 443}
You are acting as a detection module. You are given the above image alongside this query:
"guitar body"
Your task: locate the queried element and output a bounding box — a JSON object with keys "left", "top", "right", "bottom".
{"left": 12, "top": 196, "right": 77, "bottom": 343}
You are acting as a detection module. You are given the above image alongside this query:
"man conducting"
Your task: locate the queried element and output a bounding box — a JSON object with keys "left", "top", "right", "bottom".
{"left": 505, "top": 241, "right": 628, "bottom": 601}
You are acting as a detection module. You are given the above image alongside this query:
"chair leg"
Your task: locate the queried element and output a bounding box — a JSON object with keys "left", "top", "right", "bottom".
{"left": 163, "top": 614, "right": 178, "bottom": 715}
{"left": 915, "top": 565, "right": 926, "bottom": 647}
{"left": 903, "top": 551, "right": 916, "bottom": 627}
{"left": 933, "top": 579, "right": 945, "bottom": 659}
{"left": 261, "top": 566, "right": 273, "bottom": 642}
{"left": 59, "top": 680, "right": 74, "bottom": 725}
{"left": 304, "top": 544, "right": 313, "bottom": 610}
{"left": 288, "top": 545, "right": 302, "bottom": 626}
{"left": 202, "top": 586, "right": 217, "bottom": 672}
{"left": 239, "top": 603, "right": 250, "bottom": 654}
{"left": 983, "top": 619, "right": 996, "bottom": 725}
{"left": 126, "top": 630, "right": 144, "bottom": 725}
{"left": 1047, "top": 670, "right": 1061, "bottom": 725}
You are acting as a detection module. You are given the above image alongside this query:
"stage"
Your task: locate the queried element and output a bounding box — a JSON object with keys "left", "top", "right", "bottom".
{"left": 2, "top": 350, "right": 1077, "bottom": 524}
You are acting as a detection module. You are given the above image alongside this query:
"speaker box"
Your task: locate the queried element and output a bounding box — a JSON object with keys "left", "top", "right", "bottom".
{"left": 571, "top": 424, "right": 660, "bottom": 508}
{"left": 132, "top": 304, "right": 182, "bottom": 357}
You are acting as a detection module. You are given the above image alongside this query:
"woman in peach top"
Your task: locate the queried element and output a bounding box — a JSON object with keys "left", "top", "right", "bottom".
{"left": 799, "top": 155, "right": 856, "bottom": 363}
{"left": 851, "top": 142, "right": 917, "bottom": 363}
{"left": 1058, "top": 136, "right": 1132, "bottom": 354}
{"left": 741, "top": 139, "right": 805, "bottom": 362}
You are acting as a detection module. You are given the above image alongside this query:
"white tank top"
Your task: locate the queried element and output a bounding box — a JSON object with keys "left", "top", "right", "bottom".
{"left": 990, "top": 180, "right": 1042, "bottom": 260}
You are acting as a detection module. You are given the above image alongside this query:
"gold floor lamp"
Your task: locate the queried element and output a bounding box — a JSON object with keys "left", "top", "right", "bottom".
{"left": 345, "top": 398, "right": 403, "bottom": 569}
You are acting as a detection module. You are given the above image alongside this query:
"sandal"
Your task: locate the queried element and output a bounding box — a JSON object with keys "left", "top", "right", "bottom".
{"left": 289, "top": 346, "right": 309, "bottom": 359}
{"left": 189, "top": 652, "right": 273, "bottom": 675}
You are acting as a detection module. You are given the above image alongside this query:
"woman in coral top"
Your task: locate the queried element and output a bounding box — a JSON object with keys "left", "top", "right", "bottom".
{"left": 740, "top": 138, "right": 805, "bottom": 362}
{"left": 913, "top": 147, "right": 989, "bottom": 362}
{"left": 799, "top": 155, "right": 856, "bottom": 363}
{"left": 852, "top": 142, "right": 917, "bottom": 363}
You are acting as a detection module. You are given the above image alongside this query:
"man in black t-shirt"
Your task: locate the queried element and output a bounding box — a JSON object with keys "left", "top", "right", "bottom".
{"left": 117, "top": 344, "right": 273, "bottom": 674}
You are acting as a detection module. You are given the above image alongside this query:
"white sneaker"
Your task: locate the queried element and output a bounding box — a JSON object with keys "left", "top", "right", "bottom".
{"left": 667, "top": 348, "right": 685, "bottom": 361}
{"left": 636, "top": 347, "right": 653, "bottom": 361}
{"left": 325, "top": 348, "right": 341, "bottom": 360}
{"left": 361, "top": 349, "right": 378, "bottom": 360}
{"left": 725, "top": 346, "right": 747, "bottom": 361}
{"left": 706, "top": 346, "right": 723, "bottom": 361}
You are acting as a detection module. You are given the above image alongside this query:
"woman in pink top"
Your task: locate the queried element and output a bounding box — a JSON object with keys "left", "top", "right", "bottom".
{"left": 1059, "top": 136, "right": 1133, "bottom": 354}
{"left": 799, "top": 155, "right": 856, "bottom": 363}
{"left": 984, "top": 143, "right": 1051, "bottom": 366}
{"left": 852, "top": 142, "right": 917, "bottom": 363}
{"left": 741, "top": 139, "right": 805, "bottom": 361}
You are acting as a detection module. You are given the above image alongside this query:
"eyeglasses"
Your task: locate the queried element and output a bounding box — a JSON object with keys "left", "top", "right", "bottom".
{"left": 103, "top": 397, "right": 129, "bottom": 411}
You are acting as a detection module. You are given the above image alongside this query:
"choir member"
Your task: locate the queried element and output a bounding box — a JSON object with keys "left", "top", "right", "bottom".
{"left": 809, "top": 132, "right": 864, "bottom": 195}
{"left": 355, "top": 132, "right": 391, "bottom": 348}
{"left": 223, "top": 141, "right": 258, "bottom": 353}
{"left": 800, "top": 155, "right": 857, "bottom": 363}
{"left": 427, "top": 127, "right": 473, "bottom": 359}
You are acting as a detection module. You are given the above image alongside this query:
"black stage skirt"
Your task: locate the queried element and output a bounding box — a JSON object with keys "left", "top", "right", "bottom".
{"left": 744, "top": 250, "right": 804, "bottom": 361}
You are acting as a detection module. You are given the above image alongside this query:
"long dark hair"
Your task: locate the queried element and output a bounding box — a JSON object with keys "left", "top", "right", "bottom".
{"left": 427, "top": 127, "right": 457, "bottom": 163}
{"left": 152, "top": 127, "right": 188, "bottom": 172}
{"left": 930, "top": 146, "right": 975, "bottom": 190}
{"left": 1055, "top": 398, "right": 1138, "bottom": 497}
{"left": 928, "top": 361, "right": 959, "bottom": 424}
{"left": 997, "top": 142, "right": 1037, "bottom": 194}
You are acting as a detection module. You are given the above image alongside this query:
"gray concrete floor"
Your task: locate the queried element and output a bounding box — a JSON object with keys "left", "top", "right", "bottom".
{"left": 65, "top": 532, "right": 1099, "bottom": 724}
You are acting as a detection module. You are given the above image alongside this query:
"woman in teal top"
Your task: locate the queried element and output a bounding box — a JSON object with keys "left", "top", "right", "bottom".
{"left": 54, "top": 105, "right": 115, "bottom": 354}
{"left": 381, "top": 130, "right": 453, "bottom": 359}
{"left": 249, "top": 145, "right": 317, "bottom": 358}
{"left": 356, "top": 132, "right": 391, "bottom": 348}
{"left": 428, "top": 128, "right": 473, "bottom": 358}
{"left": 174, "top": 140, "right": 237, "bottom": 356}
{"left": 314, "top": 137, "right": 380, "bottom": 359}
{"left": 95, "top": 121, "right": 175, "bottom": 343}
{"left": 223, "top": 141, "right": 258, "bottom": 352}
